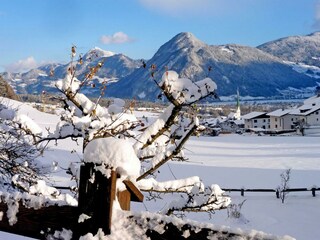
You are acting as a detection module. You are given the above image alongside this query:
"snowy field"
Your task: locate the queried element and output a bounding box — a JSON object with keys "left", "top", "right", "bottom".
{"left": 138, "top": 135, "right": 320, "bottom": 240}
{"left": 1, "top": 100, "right": 320, "bottom": 239}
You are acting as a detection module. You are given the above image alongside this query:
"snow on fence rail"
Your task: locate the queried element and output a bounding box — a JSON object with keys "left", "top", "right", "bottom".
{"left": 222, "top": 187, "right": 320, "bottom": 197}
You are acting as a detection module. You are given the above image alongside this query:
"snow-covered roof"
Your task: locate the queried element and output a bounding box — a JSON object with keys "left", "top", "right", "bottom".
{"left": 303, "top": 95, "right": 320, "bottom": 105}
{"left": 267, "top": 109, "right": 292, "bottom": 117}
{"left": 233, "top": 119, "right": 245, "bottom": 125}
{"left": 242, "top": 111, "right": 267, "bottom": 120}
{"left": 290, "top": 104, "right": 320, "bottom": 116}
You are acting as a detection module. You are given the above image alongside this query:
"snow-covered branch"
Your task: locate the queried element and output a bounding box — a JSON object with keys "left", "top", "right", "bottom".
{"left": 137, "top": 118, "right": 198, "bottom": 180}
{"left": 135, "top": 71, "right": 217, "bottom": 180}
{"left": 163, "top": 185, "right": 231, "bottom": 215}
{"left": 159, "top": 71, "right": 217, "bottom": 106}
{"left": 42, "top": 72, "right": 139, "bottom": 147}
{"left": 137, "top": 176, "right": 204, "bottom": 193}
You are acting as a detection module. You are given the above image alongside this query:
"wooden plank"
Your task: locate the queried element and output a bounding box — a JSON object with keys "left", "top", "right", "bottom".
{"left": 118, "top": 190, "right": 131, "bottom": 210}
{"left": 92, "top": 170, "right": 116, "bottom": 235}
{"left": 77, "top": 163, "right": 116, "bottom": 235}
{"left": 123, "top": 180, "right": 144, "bottom": 202}
{"left": 0, "top": 203, "right": 78, "bottom": 239}
{"left": 78, "top": 163, "right": 95, "bottom": 215}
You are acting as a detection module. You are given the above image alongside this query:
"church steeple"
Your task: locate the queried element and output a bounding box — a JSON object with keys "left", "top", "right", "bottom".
{"left": 234, "top": 89, "right": 241, "bottom": 120}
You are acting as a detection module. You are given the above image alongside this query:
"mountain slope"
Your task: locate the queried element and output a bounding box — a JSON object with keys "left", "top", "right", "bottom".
{"left": 106, "top": 32, "right": 316, "bottom": 100}
{"left": 1, "top": 33, "right": 318, "bottom": 100}
{"left": 1, "top": 49, "right": 140, "bottom": 96}
{"left": 257, "top": 32, "right": 320, "bottom": 67}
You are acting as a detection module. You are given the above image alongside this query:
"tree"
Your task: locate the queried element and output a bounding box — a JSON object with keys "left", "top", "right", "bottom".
{"left": 0, "top": 46, "right": 230, "bottom": 232}
{"left": 33, "top": 46, "right": 231, "bottom": 216}
{"left": 277, "top": 168, "right": 291, "bottom": 204}
{"left": 0, "top": 100, "right": 44, "bottom": 192}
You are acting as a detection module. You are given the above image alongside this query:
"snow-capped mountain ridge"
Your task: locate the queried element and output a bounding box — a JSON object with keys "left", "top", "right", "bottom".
{"left": 105, "top": 32, "right": 317, "bottom": 100}
{"left": 258, "top": 31, "right": 320, "bottom": 67}
{"left": 1, "top": 32, "right": 319, "bottom": 100}
{"left": 83, "top": 47, "right": 115, "bottom": 61}
{"left": 1, "top": 49, "right": 140, "bottom": 95}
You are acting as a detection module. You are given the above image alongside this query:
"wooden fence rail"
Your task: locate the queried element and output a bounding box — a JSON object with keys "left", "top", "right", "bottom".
{"left": 222, "top": 187, "right": 320, "bottom": 197}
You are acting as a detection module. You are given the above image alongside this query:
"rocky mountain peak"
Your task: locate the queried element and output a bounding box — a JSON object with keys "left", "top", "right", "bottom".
{"left": 154, "top": 32, "right": 206, "bottom": 57}
{"left": 83, "top": 47, "right": 115, "bottom": 61}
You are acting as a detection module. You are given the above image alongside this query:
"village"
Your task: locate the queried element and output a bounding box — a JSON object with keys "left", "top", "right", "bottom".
{"left": 200, "top": 89, "right": 320, "bottom": 137}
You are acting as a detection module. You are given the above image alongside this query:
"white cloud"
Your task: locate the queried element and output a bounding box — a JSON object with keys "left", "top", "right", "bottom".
{"left": 138, "top": 0, "right": 213, "bottom": 16}
{"left": 5, "top": 56, "right": 38, "bottom": 73}
{"left": 100, "top": 32, "right": 134, "bottom": 44}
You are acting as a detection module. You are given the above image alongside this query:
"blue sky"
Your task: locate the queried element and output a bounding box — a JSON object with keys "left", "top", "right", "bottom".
{"left": 0, "top": 0, "right": 319, "bottom": 72}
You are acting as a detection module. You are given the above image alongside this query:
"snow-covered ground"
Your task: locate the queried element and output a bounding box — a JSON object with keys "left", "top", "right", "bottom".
{"left": 137, "top": 135, "right": 320, "bottom": 240}
{"left": 1, "top": 100, "right": 320, "bottom": 239}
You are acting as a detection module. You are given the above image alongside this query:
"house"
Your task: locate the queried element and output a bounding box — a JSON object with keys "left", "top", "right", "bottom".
{"left": 267, "top": 109, "right": 295, "bottom": 130}
{"left": 242, "top": 111, "right": 270, "bottom": 129}
{"left": 289, "top": 97, "right": 320, "bottom": 127}
{"left": 290, "top": 104, "right": 320, "bottom": 126}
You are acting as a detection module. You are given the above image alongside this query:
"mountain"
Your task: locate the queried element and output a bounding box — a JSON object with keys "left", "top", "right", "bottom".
{"left": 1, "top": 33, "right": 319, "bottom": 100}
{"left": 1, "top": 48, "right": 140, "bottom": 96}
{"left": 106, "top": 32, "right": 317, "bottom": 101}
{"left": 257, "top": 32, "right": 320, "bottom": 67}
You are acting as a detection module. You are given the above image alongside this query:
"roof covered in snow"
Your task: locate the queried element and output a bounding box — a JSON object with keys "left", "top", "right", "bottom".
{"left": 267, "top": 109, "right": 292, "bottom": 117}
{"left": 303, "top": 95, "right": 320, "bottom": 105}
{"left": 290, "top": 103, "right": 320, "bottom": 116}
{"left": 242, "top": 112, "right": 268, "bottom": 120}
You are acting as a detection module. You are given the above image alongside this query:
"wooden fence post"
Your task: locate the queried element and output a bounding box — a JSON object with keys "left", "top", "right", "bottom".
{"left": 276, "top": 189, "right": 280, "bottom": 199}
{"left": 77, "top": 163, "right": 117, "bottom": 237}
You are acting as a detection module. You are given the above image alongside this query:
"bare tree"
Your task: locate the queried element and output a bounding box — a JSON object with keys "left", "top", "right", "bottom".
{"left": 0, "top": 102, "right": 44, "bottom": 192}
{"left": 30, "top": 46, "right": 230, "bottom": 215}
{"left": 277, "top": 168, "right": 291, "bottom": 204}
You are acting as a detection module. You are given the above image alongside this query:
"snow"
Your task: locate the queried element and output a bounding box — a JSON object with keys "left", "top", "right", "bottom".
{"left": 134, "top": 134, "right": 320, "bottom": 240}
{"left": 267, "top": 109, "right": 292, "bottom": 117}
{"left": 242, "top": 111, "right": 266, "bottom": 119}
{"left": 78, "top": 213, "right": 91, "bottom": 223}
{"left": 159, "top": 71, "right": 217, "bottom": 104}
{"left": 290, "top": 103, "right": 320, "bottom": 116}
{"left": 108, "top": 98, "right": 125, "bottom": 115}
{"left": 86, "top": 47, "right": 115, "bottom": 59}
{"left": 138, "top": 91, "right": 146, "bottom": 99}
{"left": 137, "top": 176, "right": 204, "bottom": 193}
{"left": 2, "top": 98, "right": 320, "bottom": 239}
{"left": 84, "top": 138, "right": 141, "bottom": 180}
{"left": 220, "top": 46, "right": 233, "bottom": 54}
{"left": 0, "top": 108, "right": 15, "bottom": 120}
{"left": 52, "top": 228, "right": 73, "bottom": 240}
{"left": 133, "top": 104, "right": 174, "bottom": 152}
{"left": 28, "top": 180, "right": 59, "bottom": 196}
{"left": 303, "top": 95, "right": 320, "bottom": 105}
{"left": 14, "top": 114, "right": 43, "bottom": 135}
{"left": 284, "top": 60, "right": 320, "bottom": 79}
